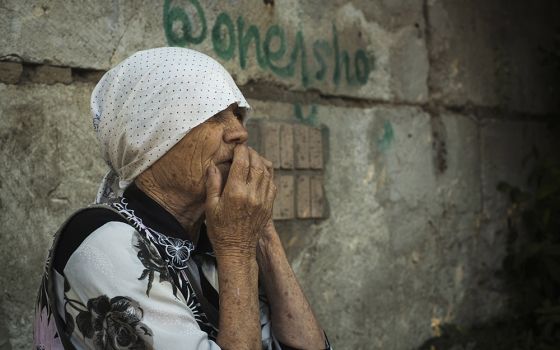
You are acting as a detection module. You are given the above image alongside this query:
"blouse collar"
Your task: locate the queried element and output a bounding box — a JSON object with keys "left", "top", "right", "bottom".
{"left": 122, "top": 183, "right": 214, "bottom": 255}
{"left": 123, "top": 183, "right": 187, "bottom": 240}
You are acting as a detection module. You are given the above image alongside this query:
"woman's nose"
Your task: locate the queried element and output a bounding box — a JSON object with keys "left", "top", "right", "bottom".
{"left": 223, "top": 123, "right": 249, "bottom": 144}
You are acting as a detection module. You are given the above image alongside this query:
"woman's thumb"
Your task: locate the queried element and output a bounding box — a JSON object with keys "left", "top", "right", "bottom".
{"left": 205, "top": 163, "right": 222, "bottom": 207}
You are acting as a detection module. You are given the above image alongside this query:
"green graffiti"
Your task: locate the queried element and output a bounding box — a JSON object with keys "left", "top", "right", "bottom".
{"left": 294, "top": 104, "right": 318, "bottom": 126}
{"left": 163, "top": 0, "right": 373, "bottom": 88}
{"left": 164, "top": 0, "right": 207, "bottom": 46}
{"left": 377, "top": 121, "right": 394, "bottom": 151}
{"left": 332, "top": 24, "right": 365, "bottom": 86}
{"left": 212, "top": 12, "right": 235, "bottom": 60}
{"left": 265, "top": 31, "right": 309, "bottom": 86}
{"left": 291, "top": 31, "right": 309, "bottom": 87}
{"left": 332, "top": 24, "right": 341, "bottom": 85}
{"left": 313, "top": 40, "right": 331, "bottom": 81}
{"left": 263, "top": 24, "right": 287, "bottom": 72}
{"left": 340, "top": 50, "right": 355, "bottom": 85}
{"left": 264, "top": 25, "right": 286, "bottom": 62}
{"left": 237, "top": 16, "right": 267, "bottom": 69}
{"left": 355, "top": 49, "right": 370, "bottom": 84}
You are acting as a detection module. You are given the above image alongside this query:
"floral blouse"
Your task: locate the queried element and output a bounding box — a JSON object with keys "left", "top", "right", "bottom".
{"left": 34, "top": 184, "right": 316, "bottom": 350}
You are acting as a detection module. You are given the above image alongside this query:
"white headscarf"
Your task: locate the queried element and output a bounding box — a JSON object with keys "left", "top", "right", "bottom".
{"left": 91, "top": 47, "right": 250, "bottom": 203}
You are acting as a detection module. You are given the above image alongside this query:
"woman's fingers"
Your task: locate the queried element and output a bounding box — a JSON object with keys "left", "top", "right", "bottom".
{"left": 265, "top": 177, "right": 277, "bottom": 211}
{"left": 248, "top": 147, "right": 267, "bottom": 187}
{"left": 262, "top": 157, "right": 273, "bottom": 179}
{"left": 205, "top": 162, "right": 222, "bottom": 209}
{"left": 227, "top": 144, "right": 250, "bottom": 187}
{"left": 205, "top": 146, "right": 276, "bottom": 257}
{"left": 259, "top": 156, "right": 274, "bottom": 205}
{"left": 261, "top": 157, "right": 273, "bottom": 170}
{"left": 222, "top": 145, "right": 273, "bottom": 205}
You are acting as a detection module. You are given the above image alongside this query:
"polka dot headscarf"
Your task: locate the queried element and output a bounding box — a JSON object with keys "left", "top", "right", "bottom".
{"left": 91, "top": 47, "right": 251, "bottom": 203}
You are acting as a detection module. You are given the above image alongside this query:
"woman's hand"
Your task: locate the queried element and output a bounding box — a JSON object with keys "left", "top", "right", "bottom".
{"left": 204, "top": 145, "right": 275, "bottom": 350}
{"left": 205, "top": 144, "right": 276, "bottom": 260}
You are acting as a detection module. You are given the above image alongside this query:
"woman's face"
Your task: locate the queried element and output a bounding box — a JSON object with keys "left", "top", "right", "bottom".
{"left": 149, "top": 103, "right": 248, "bottom": 201}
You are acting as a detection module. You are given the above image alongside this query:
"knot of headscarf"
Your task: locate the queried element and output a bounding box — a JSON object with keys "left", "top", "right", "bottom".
{"left": 91, "top": 47, "right": 250, "bottom": 203}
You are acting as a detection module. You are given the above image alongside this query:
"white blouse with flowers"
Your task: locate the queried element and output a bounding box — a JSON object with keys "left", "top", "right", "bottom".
{"left": 34, "top": 184, "right": 335, "bottom": 350}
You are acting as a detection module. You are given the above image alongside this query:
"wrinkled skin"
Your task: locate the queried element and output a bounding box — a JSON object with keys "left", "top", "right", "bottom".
{"left": 135, "top": 103, "right": 325, "bottom": 350}
{"left": 136, "top": 103, "right": 275, "bottom": 249}
{"left": 205, "top": 144, "right": 276, "bottom": 258}
{"left": 137, "top": 104, "right": 251, "bottom": 204}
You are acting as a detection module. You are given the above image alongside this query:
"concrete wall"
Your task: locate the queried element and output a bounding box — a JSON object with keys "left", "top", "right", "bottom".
{"left": 0, "top": 0, "right": 559, "bottom": 349}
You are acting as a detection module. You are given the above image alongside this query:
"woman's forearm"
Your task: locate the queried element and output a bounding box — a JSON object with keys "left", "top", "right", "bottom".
{"left": 257, "top": 227, "right": 326, "bottom": 349}
{"left": 204, "top": 145, "right": 277, "bottom": 350}
{"left": 216, "top": 255, "right": 261, "bottom": 350}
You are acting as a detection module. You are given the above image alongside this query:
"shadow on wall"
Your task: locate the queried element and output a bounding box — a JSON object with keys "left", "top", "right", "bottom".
{"left": 0, "top": 318, "right": 11, "bottom": 350}
{"left": 418, "top": 145, "right": 560, "bottom": 350}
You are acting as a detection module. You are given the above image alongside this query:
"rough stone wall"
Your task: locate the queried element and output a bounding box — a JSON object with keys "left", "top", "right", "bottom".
{"left": 0, "top": 1, "right": 558, "bottom": 349}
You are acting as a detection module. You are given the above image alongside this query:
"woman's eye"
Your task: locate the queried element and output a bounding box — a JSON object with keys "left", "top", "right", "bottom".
{"left": 233, "top": 110, "right": 244, "bottom": 122}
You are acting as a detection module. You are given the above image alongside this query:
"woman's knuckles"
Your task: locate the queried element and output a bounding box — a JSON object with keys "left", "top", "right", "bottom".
{"left": 247, "top": 195, "right": 260, "bottom": 208}
{"left": 234, "top": 157, "right": 250, "bottom": 169}
{"left": 226, "top": 189, "right": 246, "bottom": 202}
{"left": 250, "top": 164, "right": 266, "bottom": 173}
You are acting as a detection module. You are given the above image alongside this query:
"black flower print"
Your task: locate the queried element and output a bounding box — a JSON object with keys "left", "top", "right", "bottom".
{"left": 72, "top": 295, "right": 152, "bottom": 350}
{"left": 133, "top": 233, "right": 178, "bottom": 297}
{"left": 111, "top": 198, "right": 218, "bottom": 337}
{"left": 112, "top": 198, "right": 194, "bottom": 270}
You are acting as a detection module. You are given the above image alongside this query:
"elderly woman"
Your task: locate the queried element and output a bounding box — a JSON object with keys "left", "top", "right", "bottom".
{"left": 34, "top": 48, "right": 329, "bottom": 350}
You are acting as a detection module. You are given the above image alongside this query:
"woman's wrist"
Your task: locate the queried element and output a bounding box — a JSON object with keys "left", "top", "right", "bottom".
{"left": 215, "top": 249, "right": 258, "bottom": 270}
{"left": 257, "top": 222, "right": 287, "bottom": 274}
{"left": 208, "top": 225, "right": 259, "bottom": 262}
{"left": 258, "top": 221, "right": 282, "bottom": 248}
